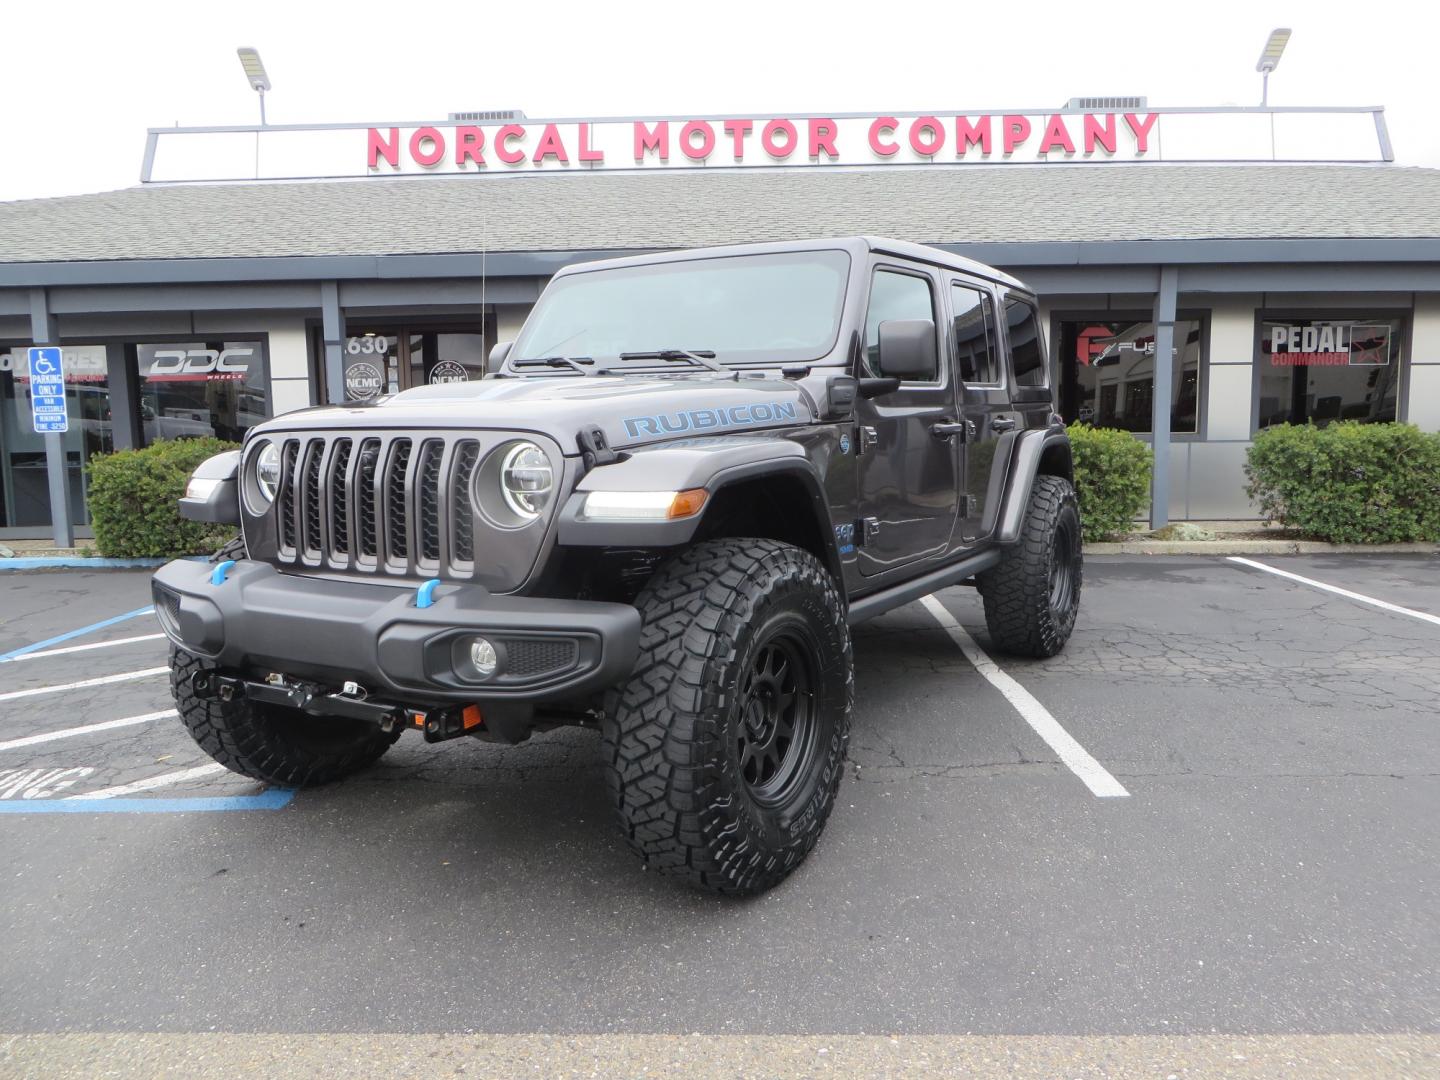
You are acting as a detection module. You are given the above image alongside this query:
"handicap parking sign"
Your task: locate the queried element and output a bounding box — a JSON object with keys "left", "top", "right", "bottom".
{"left": 27, "top": 347, "right": 68, "bottom": 434}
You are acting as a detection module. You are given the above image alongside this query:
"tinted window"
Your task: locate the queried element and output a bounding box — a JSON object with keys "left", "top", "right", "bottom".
{"left": 1257, "top": 317, "right": 1403, "bottom": 428}
{"left": 952, "top": 284, "right": 999, "bottom": 384}
{"left": 1057, "top": 318, "right": 1203, "bottom": 433}
{"left": 1007, "top": 298, "right": 1046, "bottom": 387}
{"left": 864, "top": 270, "right": 937, "bottom": 380}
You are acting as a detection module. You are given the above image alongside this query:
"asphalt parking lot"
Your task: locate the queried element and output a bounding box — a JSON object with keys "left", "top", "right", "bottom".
{"left": 0, "top": 555, "right": 1437, "bottom": 1076}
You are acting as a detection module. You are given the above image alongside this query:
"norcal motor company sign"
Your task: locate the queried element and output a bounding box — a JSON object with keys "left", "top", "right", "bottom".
{"left": 143, "top": 108, "right": 1390, "bottom": 182}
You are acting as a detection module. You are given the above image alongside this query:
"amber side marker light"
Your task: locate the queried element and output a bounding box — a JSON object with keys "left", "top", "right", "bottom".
{"left": 580, "top": 488, "right": 709, "bottom": 522}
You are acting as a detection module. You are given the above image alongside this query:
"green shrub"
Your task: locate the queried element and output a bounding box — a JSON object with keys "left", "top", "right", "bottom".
{"left": 88, "top": 438, "right": 240, "bottom": 558}
{"left": 1067, "top": 423, "right": 1153, "bottom": 542}
{"left": 1245, "top": 422, "right": 1440, "bottom": 543}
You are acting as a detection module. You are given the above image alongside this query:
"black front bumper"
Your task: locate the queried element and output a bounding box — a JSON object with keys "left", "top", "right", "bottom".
{"left": 151, "top": 559, "right": 641, "bottom": 705}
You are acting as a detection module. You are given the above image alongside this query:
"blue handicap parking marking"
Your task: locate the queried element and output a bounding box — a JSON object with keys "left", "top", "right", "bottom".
{"left": 0, "top": 605, "right": 157, "bottom": 663}
{"left": 0, "top": 789, "right": 295, "bottom": 814}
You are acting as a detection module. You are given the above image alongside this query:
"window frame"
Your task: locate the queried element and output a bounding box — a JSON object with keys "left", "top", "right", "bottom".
{"left": 1001, "top": 292, "right": 1050, "bottom": 394}
{"left": 860, "top": 263, "right": 946, "bottom": 388}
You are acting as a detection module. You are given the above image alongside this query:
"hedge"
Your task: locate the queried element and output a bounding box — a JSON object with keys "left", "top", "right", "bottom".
{"left": 1067, "top": 423, "right": 1153, "bottom": 542}
{"left": 88, "top": 438, "right": 241, "bottom": 558}
{"left": 1245, "top": 422, "right": 1440, "bottom": 543}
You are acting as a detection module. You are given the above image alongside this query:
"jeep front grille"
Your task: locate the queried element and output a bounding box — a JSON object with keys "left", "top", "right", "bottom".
{"left": 274, "top": 433, "right": 484, "bottom": 578}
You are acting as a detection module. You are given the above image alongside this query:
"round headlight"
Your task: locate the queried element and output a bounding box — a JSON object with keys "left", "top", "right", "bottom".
{"left": 499, "top": 442, "right": 553, "bottom": 519}
{"left": 254, "top": 442, "right": 281, "bottom": 504}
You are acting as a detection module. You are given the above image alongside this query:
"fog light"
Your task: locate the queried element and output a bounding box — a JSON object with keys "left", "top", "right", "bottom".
{"left": 468, "top": 637, "right": 499, "bottom": 678}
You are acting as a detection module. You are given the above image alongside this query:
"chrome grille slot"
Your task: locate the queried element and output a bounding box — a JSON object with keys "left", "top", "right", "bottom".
{"left": 264, "top": 431, "right": 535, "bottom": 581}
{"left": 450, "top": 440, "right": 480, "bottom": 565}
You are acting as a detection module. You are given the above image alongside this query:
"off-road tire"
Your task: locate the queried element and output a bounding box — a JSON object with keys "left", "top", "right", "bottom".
{"left": 602, "top": 538, "right": 853, "bottom": 896}
{"left": 169, "top": 647, "right": 400, "bottom": 787}
{"left": 977, "top": 474, "right": 1082, "bottom": 658}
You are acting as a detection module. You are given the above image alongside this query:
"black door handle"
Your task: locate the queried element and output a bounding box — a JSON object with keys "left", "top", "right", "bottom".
{"left": 990, "top": 416, "right": 1017, "bottom": 432}
{"left": 930, "top": 420, "right": 966, "bottom": 440}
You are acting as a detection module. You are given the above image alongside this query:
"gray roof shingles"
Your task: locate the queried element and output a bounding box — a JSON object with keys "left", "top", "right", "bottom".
{"left": 1, "top": 164, "right": 1438, "bottom": 264}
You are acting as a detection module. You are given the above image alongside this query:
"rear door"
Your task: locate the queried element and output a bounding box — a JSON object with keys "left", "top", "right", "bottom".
{"left": 947, "top": 278, "right": 1011, "bottom": 544}
{"left": 854, "top": 263, "right": 960, "bottom": 576}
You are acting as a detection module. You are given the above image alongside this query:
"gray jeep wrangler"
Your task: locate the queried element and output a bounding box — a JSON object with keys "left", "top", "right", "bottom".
{"left": 153, "top": 237, "right": 1081, "bottom": 895}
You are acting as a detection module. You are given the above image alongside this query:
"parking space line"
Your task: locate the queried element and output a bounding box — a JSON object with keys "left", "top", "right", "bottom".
{"left": 1227, "top": 556, "right": 1440, "bottom": 627}
{"left": 66, "top": 762, "right": 227, "bottom": 800}
{"left": 0, "top": 667, "right": 169, "bottom": 702}
{"left": 0, "top": 605, "right": 156, "bottom": 663}
{"left": 10, "top": 633, "right": 166, "bottom": 662}
{"left": 0, "top": 710, "right": 177, "bottom": 752}
{"left": 919, "top": 595, "right": 1130, "bottom": 798}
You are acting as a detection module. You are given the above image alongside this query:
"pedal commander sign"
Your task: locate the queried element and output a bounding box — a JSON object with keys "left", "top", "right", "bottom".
{"left": 1265, "top": 323, "right": 1393, "bottom": 367}
{"left": 143, "top": 108, "right": 1390, "bottom": 182}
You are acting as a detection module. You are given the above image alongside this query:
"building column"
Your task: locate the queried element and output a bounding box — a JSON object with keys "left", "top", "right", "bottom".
{"left": 28, "top": 287, "right": 73, "bottom": 547}
{"left": 1150, "top": 267, "right": 1178, "bottom": 530}
{"left": 321, "top": 281, "right": 345, "bottom": 404}
{"left": 1407, "top": 294, "right": 1440, "bottom": 432}
{"left": 105, "top": 343, "right": 143, "bottom": 451}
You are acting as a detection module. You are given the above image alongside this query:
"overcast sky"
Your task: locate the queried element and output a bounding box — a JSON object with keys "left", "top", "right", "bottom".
{"left": 2, "top": 0, "right": 1436, "bottom": 202}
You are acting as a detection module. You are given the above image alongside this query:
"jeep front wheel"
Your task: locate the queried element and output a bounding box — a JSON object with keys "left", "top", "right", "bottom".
{"left": 602, "top": 538, "right": 853, "bottom": 896}
{"left": 977, "top": 474, "right": 1083, "bottom": 658}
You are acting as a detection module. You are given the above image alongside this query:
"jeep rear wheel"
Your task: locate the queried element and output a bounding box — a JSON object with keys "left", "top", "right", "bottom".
{"left": 602, "top": 538, "right": 853, "bottom": 896}
{"left": 169, "top": 647, "right": 400, "bottom": 788}
{"left": 977, "top": 474, "right": 1082, "bottom": 658}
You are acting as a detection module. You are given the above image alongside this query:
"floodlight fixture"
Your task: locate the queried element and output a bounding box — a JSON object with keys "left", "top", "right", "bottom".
{"left": 1256, "top": 28, "right": 1291, "bottom": 106}
{"left": 237, "top": 47, "right": 271, "bottom": 125}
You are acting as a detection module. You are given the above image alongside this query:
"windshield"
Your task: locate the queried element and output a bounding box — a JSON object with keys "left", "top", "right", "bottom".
{"left": 513, "top": 250, "right": 851, "bottom": 367}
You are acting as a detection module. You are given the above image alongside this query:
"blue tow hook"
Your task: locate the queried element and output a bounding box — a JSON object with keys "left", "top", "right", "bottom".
{"left": 415, "top": 578, "right": 441, "bottom": 609}
{"left": 210, "top": 560, "right": 236, "bottom": 586}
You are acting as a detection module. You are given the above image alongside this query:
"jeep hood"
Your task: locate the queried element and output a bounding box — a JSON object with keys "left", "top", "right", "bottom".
{"left": 252, "top": 375, "right": 816, "bottom": 453}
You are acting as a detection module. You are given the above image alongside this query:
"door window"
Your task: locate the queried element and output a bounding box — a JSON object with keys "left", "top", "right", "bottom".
{"left": 863, "top": 270, "right": 937, "bottom": 381}
{"left": 951, "top": 284, "right": 1000, "bottom": 385}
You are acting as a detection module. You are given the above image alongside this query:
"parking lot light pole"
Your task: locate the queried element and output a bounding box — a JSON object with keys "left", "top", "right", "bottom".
{"left": 237, "top": 47, "right": 271, "bottom": 126}
{"left": 1256, "top": 28, "right": 1292, "bottom": 107}
{"left": 1150, "top": 267, "right": 1178, "bottom": 530}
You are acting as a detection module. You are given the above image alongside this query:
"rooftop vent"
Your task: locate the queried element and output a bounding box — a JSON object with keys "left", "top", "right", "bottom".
{"left": 1065, "top": 96, "right": 1148, "bottom": 111}
{"left": 448, "top": 109, "right": 528, "bottom": 122}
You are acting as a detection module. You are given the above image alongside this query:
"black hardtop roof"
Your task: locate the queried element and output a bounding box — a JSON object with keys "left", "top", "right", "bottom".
{"left": 555, "top": 236, "right": 1031, "bottom": 293}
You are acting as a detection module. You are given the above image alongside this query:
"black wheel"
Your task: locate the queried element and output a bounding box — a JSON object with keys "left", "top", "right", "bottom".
{"left": 169, "top": 647, "right": 400, "bottom": 788}
{"left": 977, "top": 475, "right": 1082, "bottom": 658}
{"left": 602, "top": 538, "right": 853, "bottom": 896}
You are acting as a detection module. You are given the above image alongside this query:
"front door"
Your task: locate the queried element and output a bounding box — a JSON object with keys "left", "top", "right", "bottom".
{"left": 855, "top": 266, "right": 960, "bottom": 577}
{"left": 948, "top": 279, "right": 1011, "bottom": 544}
{"left": 341, "top": 326, "right": 491, "bottom": 403}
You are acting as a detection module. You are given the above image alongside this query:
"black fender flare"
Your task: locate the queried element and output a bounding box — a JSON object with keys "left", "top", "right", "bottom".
{"left": 993, "top": 425, "right": 1073, "bottom": 544}
{"left": 555, "top": 438, "right": 842, "bottom": 578}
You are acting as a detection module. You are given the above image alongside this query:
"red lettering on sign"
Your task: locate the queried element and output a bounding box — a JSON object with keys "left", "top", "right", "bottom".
{"left": 454, "top": 126, "right": 485, "bottom": 166}
{"left": 495, "top": 125, "right": 526, "bottom": 165}
{"left": 761, "top": 119, "right": 797, "bottom": 159}
{"left": 532, "top": 124, "right": 569, "bottom": 164}
{"left": 578, "top": 123, "right": 604, "bottom": 163}
{"left": 955, "top": 116, "right": 992, "bottom": 156}
{"left": 869, "top": 116, "right": 899, "bottom": 157}
{"left": 680, "top": 121, "right": 715, "bottom": 161}
{"left": 723, "top": 119, "right": 753, "bottom": 159}
{"left": 634, "top": 121, "right": 669, "bottom": 162}
{"left": 808, "top": 118, "right": 838, "bottom": 160}
{"left": 1083, "top": 114, "right": 1117, "bottom": 155}
{"left": 1002, "top": 116, "right": 1032, "bottom": 155}
{"left": 1124, "top": 113, "right": 1158, "bottom": 153}
{"left": 410, "top": 127, "right": 445, "bottom": 167}
{"left": 1039, "top": 115, "right": 1075, "bottom": 155}
{"left": 368, "top": 128, "right": 400, "bottom": 169}
{"left": 909, "top": 116, "right": 944, "bottom": 157}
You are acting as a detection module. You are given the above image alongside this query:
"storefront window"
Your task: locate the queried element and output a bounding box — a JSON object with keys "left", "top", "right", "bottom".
{"left": 1057, "top": 319, "right": 1202, "bottom": 434}
{"left": 0, "top": 344, "right": 110, "bottom": 527}
{"left": 1256, "top": 317, "right": 1403, "bottom": 428}
{"left": 136, "top": 340, "right": 269, "bottom": 444}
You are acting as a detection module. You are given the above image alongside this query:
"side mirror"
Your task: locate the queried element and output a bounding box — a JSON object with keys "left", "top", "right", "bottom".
{"left": 487, "top": 340, "right": 513, "bottom": 376}
{"left": 876, "top": 320, "right": 937, "bottom": 382}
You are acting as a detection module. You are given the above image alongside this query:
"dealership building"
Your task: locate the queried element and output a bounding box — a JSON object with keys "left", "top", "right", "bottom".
{"left": 2, "top": 103, "right": 1439, "bottom": 542}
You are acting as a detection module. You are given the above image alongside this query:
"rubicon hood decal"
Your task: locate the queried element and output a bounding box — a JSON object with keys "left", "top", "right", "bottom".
{"left": 622, "top": 401, "right": 800, "bottom": 438}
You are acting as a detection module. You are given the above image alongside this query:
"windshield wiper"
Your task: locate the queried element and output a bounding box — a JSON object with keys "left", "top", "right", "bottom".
{"left": 618, "top": 349, "right": 731, "bottom": 376}
{"left": 511, "top": 355, "right": 599, "bottom": 376}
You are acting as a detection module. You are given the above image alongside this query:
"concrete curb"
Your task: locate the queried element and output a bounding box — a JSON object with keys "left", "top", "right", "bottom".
{"left": 0, "top": 556, "right": 206, "bottom": 571}
{"left": 1084, "top": 540, "right": 1440, "bottom": 556}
